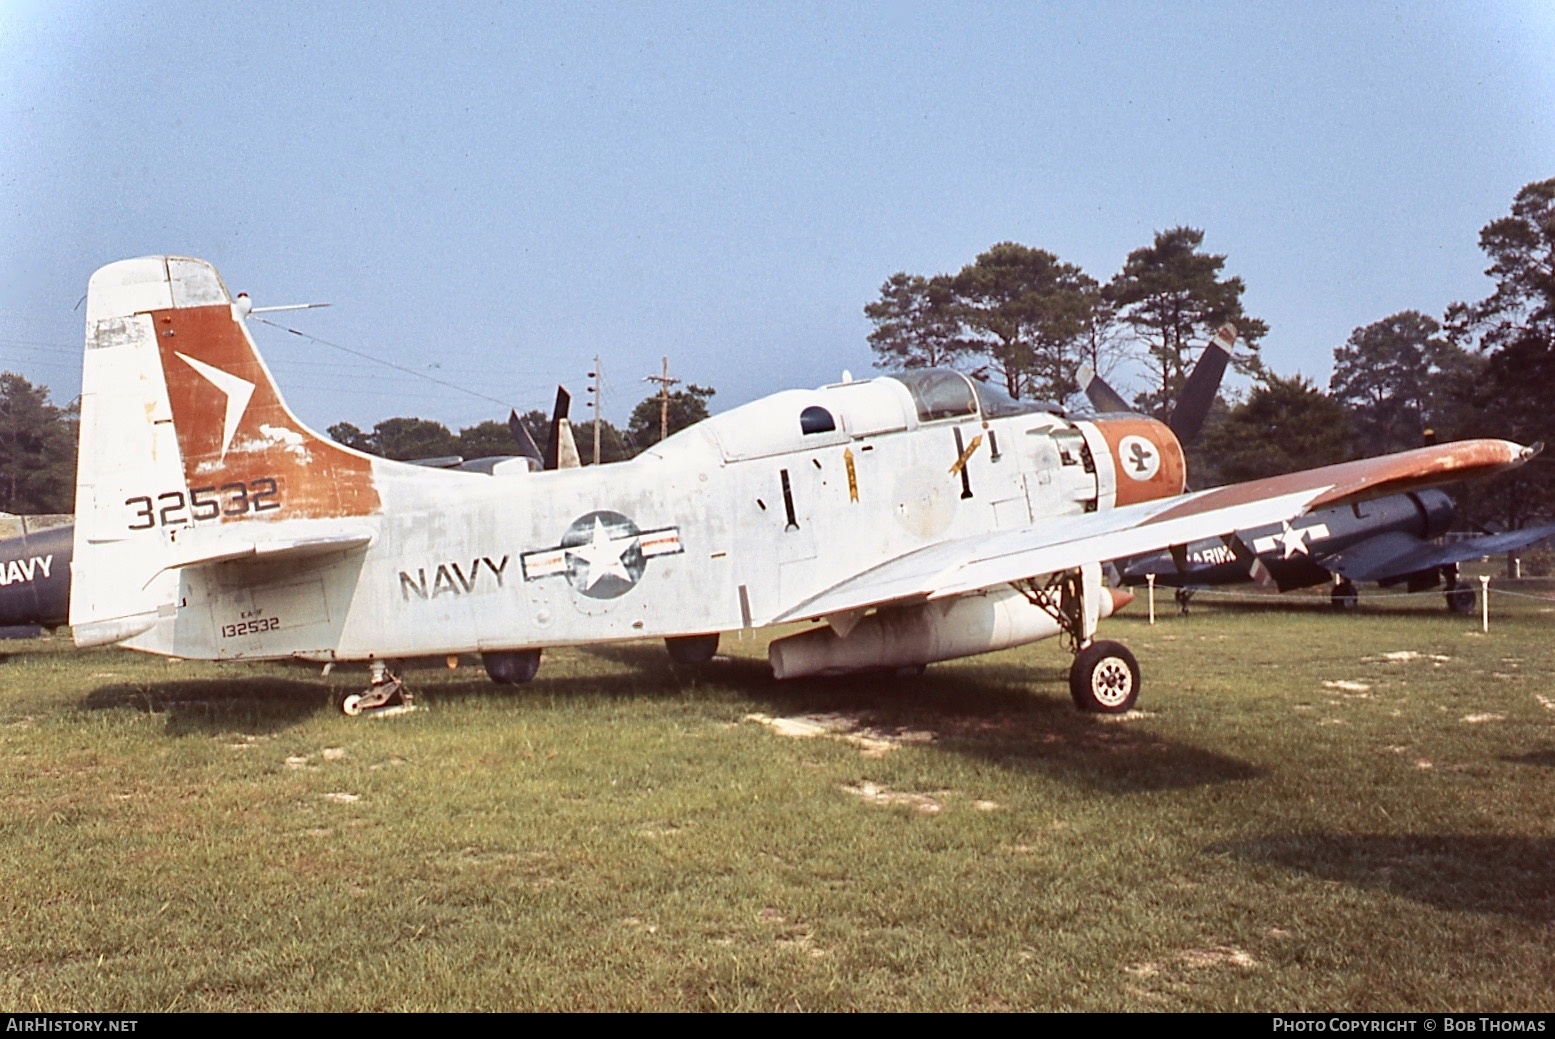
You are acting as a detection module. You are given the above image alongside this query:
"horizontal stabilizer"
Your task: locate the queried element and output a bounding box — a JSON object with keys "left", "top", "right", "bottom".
{"left": 161, "top": 530, "right": 374, "bottom": 575}
{"left": 406, "top": 455, "right": 466, "bottom": 470}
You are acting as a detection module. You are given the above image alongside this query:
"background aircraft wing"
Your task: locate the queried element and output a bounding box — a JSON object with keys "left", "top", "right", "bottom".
{"left": 771, "top": 438, "right": 1535, "bottom": 624}
{"left": 1321, "top": 523, "right": 1555, "bottom": 584}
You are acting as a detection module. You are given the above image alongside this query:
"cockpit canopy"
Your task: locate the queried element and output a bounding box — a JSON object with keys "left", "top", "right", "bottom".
{"left": 892, "top": 369, "right": 1064, "bottom": 422}
{"left": 690, "top": 368, "right": 1066, "bottom": 463}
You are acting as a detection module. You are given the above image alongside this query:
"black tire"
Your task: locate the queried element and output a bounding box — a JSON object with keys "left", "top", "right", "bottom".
{"left": 1330, "top": 579, "right": 1359, "bottom": 611}
{"left": 665, "top": 633, "right": 720, "bottom": 665}
{"left": 1069, "top": 640, "right": 1140, "bottom": 714}
{"left": 1445, "top": 585, "right": 1476, "bottom": 615}
{"left": 483, "top": 649, "right": 542, "bottom": 685}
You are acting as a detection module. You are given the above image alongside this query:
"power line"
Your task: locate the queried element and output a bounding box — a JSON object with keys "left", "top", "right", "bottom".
{"left": 252, "top": 316, "right": 518, "bottom": 412}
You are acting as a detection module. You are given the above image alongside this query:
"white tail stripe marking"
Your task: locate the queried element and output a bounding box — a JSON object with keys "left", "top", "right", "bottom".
{"left": 174, "top": 352, "right": 255, "bottom": 460}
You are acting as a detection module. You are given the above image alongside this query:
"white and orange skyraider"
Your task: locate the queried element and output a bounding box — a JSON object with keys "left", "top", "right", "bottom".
{"left": 71, "top": 257, "right": 1539, "bottom": 715}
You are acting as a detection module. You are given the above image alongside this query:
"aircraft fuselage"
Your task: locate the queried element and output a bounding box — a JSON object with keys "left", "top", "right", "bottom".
{"left": 120, "top": 372, "right": 1182, "bottom": 663}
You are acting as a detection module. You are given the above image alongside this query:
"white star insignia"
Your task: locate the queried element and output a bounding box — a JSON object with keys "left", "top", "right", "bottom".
{"left": 1275, "top": 521, "right": 1313, "bottom": 559}
{"left": 565, "top": 517, "right": 638, "bottom": 590}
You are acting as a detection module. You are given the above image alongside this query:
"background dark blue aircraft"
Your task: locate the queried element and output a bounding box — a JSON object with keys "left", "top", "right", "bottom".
{"left": 1080, "top": 327, "right": 1555, "bottom": 613}
{"left": 0, "top": 515, "right": 71, "bottom": 635}
{"left": 1117, "top": 490, "right": 1555, "bottom": 612}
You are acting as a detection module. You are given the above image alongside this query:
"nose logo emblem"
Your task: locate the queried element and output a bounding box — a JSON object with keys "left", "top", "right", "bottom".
{"left": 1118, "top": 435, "right": 1160, "bottom": 482}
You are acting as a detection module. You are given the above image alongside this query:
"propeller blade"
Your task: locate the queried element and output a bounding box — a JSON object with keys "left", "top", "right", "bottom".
{"left": 1167, "top": 322, "right": 1237, "bottom": 446}
{"left": 1078, "top": 364, "right": 1135, "bottom": 414}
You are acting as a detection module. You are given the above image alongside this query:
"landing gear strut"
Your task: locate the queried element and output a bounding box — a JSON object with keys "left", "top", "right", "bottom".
{"left": 1017, "top": 561, "right": 1141, "bottom": 714}
{"left": 335, "top": 660, "right": 414, "bottom": 717}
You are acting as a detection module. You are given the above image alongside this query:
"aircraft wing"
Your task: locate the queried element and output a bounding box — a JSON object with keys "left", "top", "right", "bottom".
{"left": 1321, "top": 523, "right": 1555, "bottom": 584}
{"left": 771, "top": 438, "right": 1536, "bottom": 624}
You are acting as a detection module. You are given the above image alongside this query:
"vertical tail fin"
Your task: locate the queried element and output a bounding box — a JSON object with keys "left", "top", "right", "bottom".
{"left": 544, "top": 386, "right": 582, "bottom": 470}
{"left": 71, "top": 256, "right": 382, "bottom": 645}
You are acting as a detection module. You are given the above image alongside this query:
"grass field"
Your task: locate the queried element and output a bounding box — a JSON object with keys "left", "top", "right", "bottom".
{"left": 1, "top": 584, "right": 1552, "bottom": 1012}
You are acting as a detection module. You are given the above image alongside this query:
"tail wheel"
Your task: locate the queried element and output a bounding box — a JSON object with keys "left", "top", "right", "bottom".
{"left": 1330, "top": 579, "right": 1359, "bottom": 610}
{"left": 1069, "top": 640, "right": 1140, "bottom": 714}
{"left": 665, "top": 633, "right": 720, "bottom": 664}
{"left": 333, "top": 690, "right": 366, "bottom": 716}
{"left": 483, "top": 649, "right": 542, "bottom": 685}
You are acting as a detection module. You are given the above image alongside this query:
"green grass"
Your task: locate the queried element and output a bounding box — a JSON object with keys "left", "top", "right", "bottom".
{"left": 1, "top": 584, "right": 1552, "bottom": 1011}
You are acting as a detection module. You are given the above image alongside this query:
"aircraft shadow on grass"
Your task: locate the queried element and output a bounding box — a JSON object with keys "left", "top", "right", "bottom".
{"left": 77, "top": 645, "right": 1264, "bottom": 793}
{"left": 572, "top": 642, "right": 1265, "bottom": 794}
{"left": 82, "top": 676, "right": 327, "bottom": 736}
{"left": 1210, "top": 833, "right": 1555, "bottom": 922}
{"left": 1502, "top": 748, "right": 1555, "bottom": 769}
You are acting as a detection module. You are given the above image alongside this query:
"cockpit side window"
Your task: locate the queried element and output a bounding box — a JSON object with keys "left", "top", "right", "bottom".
{"left": 895, "top": 369, "right": 979, "bottom": 423}
{"left": 800, "top": 406, "right": 836, "bottom": 435}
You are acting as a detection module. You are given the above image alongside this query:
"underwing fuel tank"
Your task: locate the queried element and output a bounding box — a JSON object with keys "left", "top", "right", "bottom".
{"left": 768, "top": 585, "right": 1134, "bottom": 679}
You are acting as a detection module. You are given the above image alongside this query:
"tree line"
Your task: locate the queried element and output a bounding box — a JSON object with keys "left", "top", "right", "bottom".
{"left": 865, "top": 178, "right": 1555, "bottom": 529}
{"left": 866, "top": 229, "right": 1269, "bottom": 413}
{"left": 3, "top": 179, "right": 1551, "bottom": 529}
{"left": 325, "top": 383, "right": 715, "bottom": 466}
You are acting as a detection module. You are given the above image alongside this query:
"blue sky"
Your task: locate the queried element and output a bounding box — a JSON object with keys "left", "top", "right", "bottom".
{"left": 2, "top": 2, "right": 1552, "bottom": 433}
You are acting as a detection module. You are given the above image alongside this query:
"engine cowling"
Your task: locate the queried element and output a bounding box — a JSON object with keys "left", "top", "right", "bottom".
{"left": 1084, "top": 416, "right": 1187, "bottom": 508}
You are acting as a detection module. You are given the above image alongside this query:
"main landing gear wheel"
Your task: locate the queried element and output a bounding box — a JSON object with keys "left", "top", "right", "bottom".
{"left": 665, "top": 634, "right": 720, "bottom": 665}
{"left": 1330, "top": 579, "right": 1359, "bottom": 611}
{"left": 1069, "top": 640, "right": 1140, "bottom": 714}
{"left": 336, "top": 662, "right": 414, "bottom": 717}
{"left": 483, "top": 649, "right": 542, "bottom": 685}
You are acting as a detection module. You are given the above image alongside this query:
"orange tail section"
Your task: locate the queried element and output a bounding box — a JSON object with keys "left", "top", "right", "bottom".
{"left": 148, "top": 271, "right": 380, "bottom": 520}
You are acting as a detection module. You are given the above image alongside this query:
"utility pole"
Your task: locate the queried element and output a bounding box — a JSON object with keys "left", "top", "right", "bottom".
{"left": 586, "top": 355, "right": 602, "bottom": 465}
{"left": 644, "top": 355, "right": 679, "bottom": 442}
